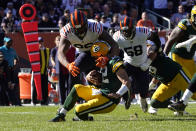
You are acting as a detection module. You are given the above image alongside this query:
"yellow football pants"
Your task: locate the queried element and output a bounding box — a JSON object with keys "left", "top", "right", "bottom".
{"left": 171, "top": 53, "right": 196, "bottom": 77}
{"left": 152, "top": 67, "right": 196, "bottom": 102}
{"left": 74, "top": 84, "right": 117, "bottom": 116}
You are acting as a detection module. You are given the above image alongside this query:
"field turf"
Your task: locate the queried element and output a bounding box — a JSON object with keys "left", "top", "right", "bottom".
{"left": 0, "top": 104, "right": 196, "bottom": 131}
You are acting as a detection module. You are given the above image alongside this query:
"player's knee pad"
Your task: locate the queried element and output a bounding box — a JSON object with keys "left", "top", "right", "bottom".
{"left": 74, "top": 108, "right": 89, "bottom": 120}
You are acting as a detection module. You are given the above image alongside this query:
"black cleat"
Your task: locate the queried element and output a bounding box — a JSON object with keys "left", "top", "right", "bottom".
{"left": 168, "top": 100, "right": 186, "bottom": 112}
{"left": 72, "top": 116, "right": 94, "bottom": 121}
{"left": 124, "top": 90, "right": 132, "bottom": 110}
{"left": 49, "top": 113, "right": 65, "bottom": 122}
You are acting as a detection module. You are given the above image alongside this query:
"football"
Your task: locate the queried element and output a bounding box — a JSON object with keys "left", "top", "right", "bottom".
{"left": 86, "top": 70, "right": 102, "bottom": 85}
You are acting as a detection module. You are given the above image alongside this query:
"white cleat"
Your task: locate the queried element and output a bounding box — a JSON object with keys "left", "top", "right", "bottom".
{"left": 173, "top": 111, "right": 190, "bottom": 116}
{"left": 140, "top": 98, "right": 148, "bottom": 113}
{"left": 148, "top": 106, "right": 158, "bottom": 115}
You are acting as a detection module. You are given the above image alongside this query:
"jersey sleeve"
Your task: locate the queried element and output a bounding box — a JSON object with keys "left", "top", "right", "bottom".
{"left": 177, "top": 19, "right": 188, "bottom": 30}
{"left": 60, "top": 24, "right": 72, "bottom": 38}
{"left": 88, "top": 21, "right": 103, "bottom": 35}
{"left": 109, "top": 56, "right": 124, "bottom": 73}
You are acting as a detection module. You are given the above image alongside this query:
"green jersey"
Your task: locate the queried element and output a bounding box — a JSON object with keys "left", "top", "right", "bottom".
{"left": 149, "top": 54, "right": 182, "bottom": 84}
{"left": 97, "top": 56, "right": 124, "bottom": 96}
{"left": 171, "top": 19, "right": 196, "bottom": 59}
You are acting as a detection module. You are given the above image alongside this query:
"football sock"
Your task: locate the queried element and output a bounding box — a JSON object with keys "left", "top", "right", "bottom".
{"left": 181, "top": 89, "right": 193, "bottom": 105}
{"left": 63, "top": 87, "right": 79, "bottom": 111}
{"left": 60, "top": 108, "right": 67, "bottom": 115}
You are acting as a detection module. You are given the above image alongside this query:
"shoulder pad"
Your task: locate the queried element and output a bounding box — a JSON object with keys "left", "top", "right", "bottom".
{"left": 178, "top": 19, "right": 189, "bottom": 30}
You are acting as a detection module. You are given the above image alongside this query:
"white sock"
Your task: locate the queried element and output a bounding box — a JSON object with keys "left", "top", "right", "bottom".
{"left": 181, "top": 89, "right": 193, "bottom": 105}
{"left": 60, "top": 108, "right": 67, "bottom": 115}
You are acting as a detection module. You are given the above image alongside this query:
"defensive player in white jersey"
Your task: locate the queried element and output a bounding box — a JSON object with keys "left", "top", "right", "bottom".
{"left": 58, "top": 9, "right": 121, "bottom": 104}
{"left": 113, "top": 17, "right": 152, "bottom": 112}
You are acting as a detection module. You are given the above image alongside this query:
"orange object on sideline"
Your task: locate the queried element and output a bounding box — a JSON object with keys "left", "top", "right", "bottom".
{"left": 18, "top": 73, "right": 31, "bottom": 99}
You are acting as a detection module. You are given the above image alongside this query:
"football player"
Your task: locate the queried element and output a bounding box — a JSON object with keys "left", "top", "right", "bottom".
{"left": 58, "top": 9, "right": 119, "bottom": 94}
{"left": 164, "top": 5, "right": 196, "bottom": 78}
{"left": 113, "top": 16, "right": 152, "bottom": 112}
{"left": 168, "top": 35, "right": 196, "bottom": 113}
{"left": 49, "top": 41, "right": 131, "bottom": 122}
{"left": 146, "top": 30, "right": 196, "bottom": 115}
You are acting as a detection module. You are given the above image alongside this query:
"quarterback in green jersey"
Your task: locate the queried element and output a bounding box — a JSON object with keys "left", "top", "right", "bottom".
{"left": 49, "top": 41, "right": 131, "bottom": 122}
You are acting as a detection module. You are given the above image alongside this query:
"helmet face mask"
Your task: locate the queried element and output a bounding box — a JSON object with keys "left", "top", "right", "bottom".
{"left": 121, "top": 26, "right": 135, "bottom": 38}
{"left": 120, "top": 17, "right": 136, "bottom": 39}
{"left": 73, "top": 22, "right": 88, "bottom": 38}
{"left": 70, "top": 9, "right": 88, "bottom": 39}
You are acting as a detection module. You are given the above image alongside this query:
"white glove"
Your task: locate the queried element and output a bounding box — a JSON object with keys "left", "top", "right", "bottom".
{"left": 149, "top": 81, "right": 156, "bottom": 90}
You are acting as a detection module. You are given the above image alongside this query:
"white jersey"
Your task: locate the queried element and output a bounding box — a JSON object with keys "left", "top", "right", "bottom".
{"left": 113, "top": 27, "right": 151, "bottom": 67}
{"left": 60, "top": 20, "right": 103, "bottom": 52}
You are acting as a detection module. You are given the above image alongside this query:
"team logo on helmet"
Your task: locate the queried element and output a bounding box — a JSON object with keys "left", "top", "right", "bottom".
{"left": 91, "top": 41, "right": 111, "bottom": 57}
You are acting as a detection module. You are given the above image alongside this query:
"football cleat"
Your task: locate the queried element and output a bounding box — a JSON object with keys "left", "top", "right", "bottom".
{"left": 168, "top": 100, "right": 186, "bottom": 112}
{"left": 48, "top": 113, "right": 65, "bottom": 122}
{"left": 124, "top": 90, "right": 132, "bottom": 110}
{"left": 72, "top": 116, "right": 94, "bottom": 121}
{"left": 140, "top": 98, "right": 148, "bottom": 113}
{"left": 173, "top": 111, "right": 190, "bottom": 116}
{"left": 148, "top": 106, "right": 158, "bottom": 115}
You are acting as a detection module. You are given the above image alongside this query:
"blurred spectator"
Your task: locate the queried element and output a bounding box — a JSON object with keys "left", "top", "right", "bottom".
{"left": 59, "top": 9, "right": 70, "bottom": 26}
{"left": 118, "top": 8, "right": 128, "bottom": 22}
{"left": 31, "top": 37, "right": 50, "bottom": 105}
{"left": 153, "top": 0, "right": 168, "bottom": 17}
{"left": 129, "top": 7, "right": 138, "bottom": 20}
{"left": 0, "top": 31, "right": 5, "bottom": 46}
{"left": 137, "top": 12, "right": 155, "bottom": 29}
{"left": 0, "top": 7, "right": 4, "bottom": 24}
{"left": 100, "top": 15, "right": 111, "bottom": 31}
{"left": 4, "top": 2, "right": 16, "bottom": 16}
{"left": 38, "top": 13, "right": 56, "bottom": 28}
{"left": 170, "top": 5, "right": 188, "bottom": 28}
{"left": 164, "top": 1, "right": 176, "bottom": 18}
{"left": 92, "top": 1, "right": 102, "bottom": 14}
{"left": 58, "top": 19, "right": 64, "bottom": 31}
{"left": 0, "top": 37, "right": 20, "bottom": 106}
{"left": 1, "top": 10, "right": 17, "bottom": 33}
{"left": 48, "top": 7, "right": 59, "bottom": 27}
{"left": 61, "top": 0, "right": 82, "bottom": 13}
{"left": 94, "top": 14, "right": 101, "bottom": 22}
{"left": 0, "top": 51, "right": 11, "bottom": 106}
{"left": 101, "top": 4, "right": 113, "bottom": 22}
{"left": 110, "top": 13, "right": 120, "bottom": 35}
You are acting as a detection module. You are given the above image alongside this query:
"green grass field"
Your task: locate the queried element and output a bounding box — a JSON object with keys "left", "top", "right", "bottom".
{"left": 0, "top": 104, "right": 196, "bottom": 131}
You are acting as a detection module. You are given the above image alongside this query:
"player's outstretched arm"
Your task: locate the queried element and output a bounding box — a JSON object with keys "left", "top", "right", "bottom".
{"left": 163, "top": 27, "right": 184, "bottom": 55}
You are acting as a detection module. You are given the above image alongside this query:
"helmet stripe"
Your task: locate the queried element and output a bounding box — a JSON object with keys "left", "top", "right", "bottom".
{"left": 70, "top": 14, "right": 75, "bottom": 28}
{"left": 74, "top": 10, "right": 79, "bottom": 25}
{"left": 80, "top": 11, "right": 84, "bottom": 25}
{"left": 129, "top": 18, "right": 132, "bottom": 28}
{"left": 124, "top": 16, "right": 127, "bottom": 27}
{"left": 120, "top": 21, "right": 122, "bottom": 29}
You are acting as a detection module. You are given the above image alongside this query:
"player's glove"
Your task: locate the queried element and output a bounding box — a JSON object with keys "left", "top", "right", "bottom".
{"left": 95, "top": 56, "right": 109, "bottom": 68}
{"left": 66, "top": 62, "right": 80, "bottom": 77}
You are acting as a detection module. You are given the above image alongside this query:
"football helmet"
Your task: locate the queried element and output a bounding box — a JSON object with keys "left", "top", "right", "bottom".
{"left": 91, "top": 41, "right": 111, "bottom": 57}
{"left": 191, "top": 5, "right": 196, "bottom": 25}
{"left": 120, "top": 16, "right": 136, "bottom": 38}
{"left": 70, "top": 9, "right": 88, "bottom": 38}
